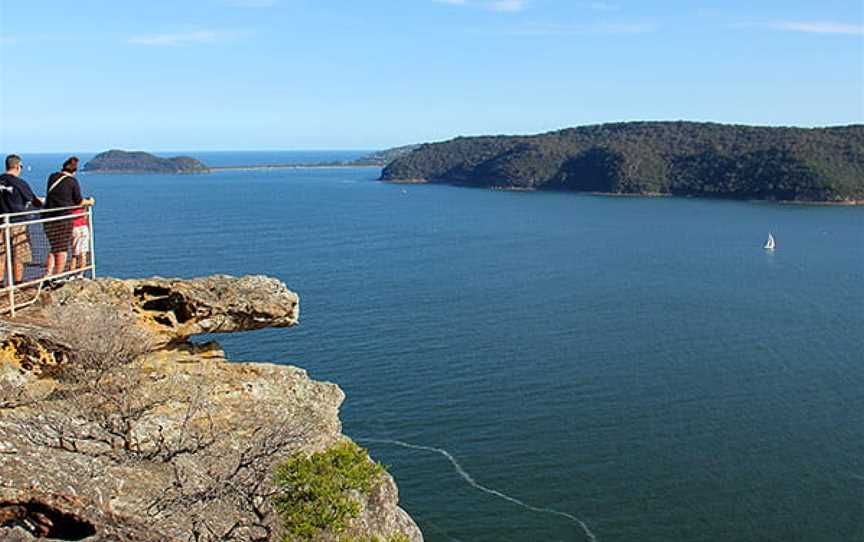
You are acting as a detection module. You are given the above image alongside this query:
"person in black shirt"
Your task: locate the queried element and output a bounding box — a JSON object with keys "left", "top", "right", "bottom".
{"left": 0, "top": 154, "right": 43, "bottom": 285}
{"left": 44, "top": 157, "right": 94, "bottom": 277}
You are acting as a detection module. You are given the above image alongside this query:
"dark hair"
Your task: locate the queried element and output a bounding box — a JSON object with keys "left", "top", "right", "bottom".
{"left": 62, "top": 156, "right": 79, "bottom": 172}
{"left": 5, "top": 154, "right": 21, "bottom": 171}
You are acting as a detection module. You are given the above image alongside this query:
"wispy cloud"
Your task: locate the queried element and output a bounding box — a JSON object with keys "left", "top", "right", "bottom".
{"left": 435, "top": 0, "right": 623, "bottom": 13}
{"left": 488, "top": 0, "right": 526, "bottom": 12}
{"left": 228, "top": 0, "right": 277, "bottom": 7}
{"left": 767, "top": 20, "right": 864, "bottom": 35}
{"left": 434, "top": 0, "right": 527, "bottom": 13}
{"left": 128, "top": 30, "right": 227, "bottom": 46}
{"left": 503, "top": 21, "right": 656, "bottom": 36}
{"left": 579, "top": 1, "right": 621, "bottom": 12}
{"left": 734, "top": 19, "right": 864, "bottom": 35}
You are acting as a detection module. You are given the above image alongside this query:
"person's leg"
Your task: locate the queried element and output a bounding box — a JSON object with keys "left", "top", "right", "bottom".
{"left": 44, "top": 222, "right": 58, "bottom": 277}
{"left": 71, "top": 251, "right": 84, "bottom": 271}
{"left": 0, "top": 242, "right": 7, "bottom": 287}
{"left": 44, "top": 221, "right": 70, "bottom": 277}
{"left": 13, "top": 261, "right": 24, "bottom": 284}
{"left": 55, "top": 221, "right": 73, "bottom": 276}
{"left": 45, "top": 253, "right": 55, "bottom": 277}
{"left": 70, "top": 228, "right": 83, "bottom": 271}
{"left": 54, "top": 251, "right": 68, "bottom": 275}
{"left": 12, "top": 228, "right": 33, "bottom": 284}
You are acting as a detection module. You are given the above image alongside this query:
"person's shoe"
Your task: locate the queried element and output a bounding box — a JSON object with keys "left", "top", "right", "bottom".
{"left": 41, "top": 279, "right": 58, "bottom": 290}
{"left": 45, "top": 277, "right": 72, "bottom": 289}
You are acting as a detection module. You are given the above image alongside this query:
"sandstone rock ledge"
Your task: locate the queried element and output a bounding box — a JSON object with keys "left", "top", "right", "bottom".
{"left": 0, "top": 275, "right": 422, "bottom": 542}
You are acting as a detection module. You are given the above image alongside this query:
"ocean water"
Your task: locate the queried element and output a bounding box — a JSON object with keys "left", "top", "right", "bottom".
{"left": 13, "top": 152, "right": 864, "bottom": 541}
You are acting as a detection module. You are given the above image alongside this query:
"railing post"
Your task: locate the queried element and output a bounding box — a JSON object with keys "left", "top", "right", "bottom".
{"left": 4, "top": 215, "right": 15, "bottom": 317}
{"left": 88, "top": 206, "right": 96, "bottom": 279}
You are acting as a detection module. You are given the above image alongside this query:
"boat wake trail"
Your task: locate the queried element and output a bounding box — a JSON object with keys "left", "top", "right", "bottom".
{"left": 356, "top": 437, "right": 598, "bottom": 542}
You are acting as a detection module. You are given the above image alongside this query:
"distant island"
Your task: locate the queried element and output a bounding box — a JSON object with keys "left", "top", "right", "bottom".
{"left": 352, "top": 144, "right": 421, "bottom": 166}
{"left": 82, "top": 147, "right": 423, "bottom": 175}
{"left": 381, "top": 122, "right": 864, "bottom": 203}
{"left": 83, "top": 150, "right": 210, "bottom": 174}
{"left": 209, "top": 144, "right": 421, "bottom": 171}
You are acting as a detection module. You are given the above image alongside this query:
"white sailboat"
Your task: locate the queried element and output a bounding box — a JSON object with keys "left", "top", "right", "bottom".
{"left": 763, "top": 232, "right": 776, "bottom": 251}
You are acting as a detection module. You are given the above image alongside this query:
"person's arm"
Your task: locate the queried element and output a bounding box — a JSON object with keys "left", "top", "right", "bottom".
{"left": 71, "top": 178, "right": 82, "bottom": 204}
{"left": 22, "top": 182, "right": 42, "bottom": 207}
{"left": 73, "top": 179, "right": 94, "bottom": 206}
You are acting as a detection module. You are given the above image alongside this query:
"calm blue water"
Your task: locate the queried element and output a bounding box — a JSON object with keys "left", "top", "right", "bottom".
{"left": 12, "top": 152, "right": 864, "bottom": 541}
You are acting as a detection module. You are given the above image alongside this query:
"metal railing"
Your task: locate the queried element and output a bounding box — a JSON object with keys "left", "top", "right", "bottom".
{"left": 0, "top": 205, "right": 96, "bottom": 316}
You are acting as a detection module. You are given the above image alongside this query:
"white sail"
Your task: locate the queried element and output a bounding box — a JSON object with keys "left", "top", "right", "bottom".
{"left": 763, "top": 232, "right": 775, "bottom": 250}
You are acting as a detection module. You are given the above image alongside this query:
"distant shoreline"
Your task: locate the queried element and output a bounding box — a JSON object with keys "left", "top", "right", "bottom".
{"left": 590, "top": 191, "right": 672, "bottom": 198}
{"left": 381, "top": 178, "right": 864, "bottom": 205}
{"left": 82, "top": 169, "right": 209, "bottom": 175}
{"left": 779, "top": 199, "right": 864, "bottom": 206}
{"left": 82, "top": 163, "right": 383, "bottom": 174}
{"left": 81, "top": 147, "right": 409, "bottom": 175}
{"left": 382, "top": 178, "right": 429, "bottom": 184}
{"left": 210, "top": 164, "right": 382, "bottom": 172}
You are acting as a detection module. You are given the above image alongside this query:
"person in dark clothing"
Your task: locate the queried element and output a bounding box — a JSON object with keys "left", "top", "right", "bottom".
{"left": 44, "top": 157, "right": 95, "bottom": 277}
{"left": 0, "top": 154, "right": 43, "bottom": 285}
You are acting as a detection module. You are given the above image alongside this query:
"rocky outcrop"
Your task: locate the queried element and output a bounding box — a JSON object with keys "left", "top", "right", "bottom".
{"left": 0, "top": 275, "right": 422, "bottom": 542}
{"left": 45, "top": 275, "right": 300, "bottom": 346}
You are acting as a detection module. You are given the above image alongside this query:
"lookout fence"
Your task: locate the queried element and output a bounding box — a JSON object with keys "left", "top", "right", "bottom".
{"left": 0, "top": 205, "right": 96, "bottom": 316}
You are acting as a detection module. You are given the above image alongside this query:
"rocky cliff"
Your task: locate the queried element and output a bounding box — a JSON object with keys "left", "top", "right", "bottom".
{"left": 0, "top": 275, "right": 422, "bottom": 542}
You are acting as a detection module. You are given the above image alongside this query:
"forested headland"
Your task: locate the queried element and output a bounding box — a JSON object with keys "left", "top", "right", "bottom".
{"left": 381, "top": 122, "right": 864, "bottom": 202}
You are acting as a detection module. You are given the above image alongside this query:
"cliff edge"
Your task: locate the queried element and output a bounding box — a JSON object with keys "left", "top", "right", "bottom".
{"left": 0, "top": 275, "right": 422, "bottom": 542}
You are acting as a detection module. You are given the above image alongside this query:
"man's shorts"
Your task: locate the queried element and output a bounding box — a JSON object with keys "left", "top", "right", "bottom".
{"left": 43, "top": 220, "right": 73, "bottom": 253}
{"left": 0, "top": 225, "right": 33, "bottom": 264}
{"left": 72, "top": 225, "right": 90, "bottom": 256}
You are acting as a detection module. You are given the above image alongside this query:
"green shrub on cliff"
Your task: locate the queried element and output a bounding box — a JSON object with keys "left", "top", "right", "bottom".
{"left": 273, "top": 441, "right": 386, "bottom": 541}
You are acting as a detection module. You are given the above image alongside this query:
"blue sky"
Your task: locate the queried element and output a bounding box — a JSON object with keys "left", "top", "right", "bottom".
{"left": 0, "top": 0, "right": 861, "bottom": 152}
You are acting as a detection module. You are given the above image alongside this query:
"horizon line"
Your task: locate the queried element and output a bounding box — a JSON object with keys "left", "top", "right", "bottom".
{"left": 4, "top": 118, "right": 862, "bottom": 155}
{"left": 0, "top": 147, "right": 382, "bottom": 156}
